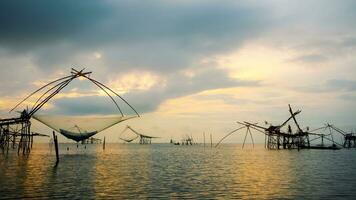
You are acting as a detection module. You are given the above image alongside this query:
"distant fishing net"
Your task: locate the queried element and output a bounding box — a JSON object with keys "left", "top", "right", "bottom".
{"left": 118, "top": 126, "right": 139, "bottom": 142}
{"left": 118, "top": 125, "right": 158, "bottom": 143}
{"left": 33, "top": 114, "right": 136, "bottom": 142}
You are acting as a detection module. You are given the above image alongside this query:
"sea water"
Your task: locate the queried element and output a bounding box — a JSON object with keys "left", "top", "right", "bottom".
{"left": 1, "top": 144, "right": 356, "bottom": 199}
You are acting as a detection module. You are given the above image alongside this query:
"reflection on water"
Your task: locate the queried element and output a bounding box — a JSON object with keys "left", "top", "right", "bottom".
{"left": 1, "top": 144, "right": 356, "bottom": 199}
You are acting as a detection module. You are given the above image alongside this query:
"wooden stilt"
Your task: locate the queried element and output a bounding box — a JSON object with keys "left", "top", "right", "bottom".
{"left": 31, "top": 135, "right": 33, "bottom": 148}
{"left": 18, "top": 125, "right": 23, "bottom": 155}
{"left": 264, "top": 134, "right": 267, "bottom": 149}
{"left": 53, "top": 131, "right": 59, "bottom": 165}
{"left": 210, "top": 133, "right": 212, "bottom": 148}
{"left": 203, "top": 132, "right": 206, "bottom": 148}
{"left": 12, "top": 133, "right": 16, "bottom": 149}
{"left": 103, "top": 136, "right": 106, "bottom": 150}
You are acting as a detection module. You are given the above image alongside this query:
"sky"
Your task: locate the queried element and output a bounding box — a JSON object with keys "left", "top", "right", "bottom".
{"left": 0, "top": 0, "right": 356, "bottom": 143}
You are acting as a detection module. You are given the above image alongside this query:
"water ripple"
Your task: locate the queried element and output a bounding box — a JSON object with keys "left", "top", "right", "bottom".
{"left": 1, "top": 144, "right": 356, "bottom": 199}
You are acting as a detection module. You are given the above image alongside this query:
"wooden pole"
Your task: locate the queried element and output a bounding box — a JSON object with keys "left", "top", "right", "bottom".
{"left": 6, "top": 130, "right": 9, "bottom": 154}
{"left": 265, "top": 134, "right": 267, "bottom": 149}
{"left": 22, "top": 124, "right": 27, "bottom": 154}
{"left": 53, "top": 131, "right": 59, "bottom": 165}
{"left": 13, "top": 134, "right": 16, "bottom": 149}
{"left": 103, "top": 136, "right": 106, "bottom": 150}
{"left": 18, "top": 123, "right": 23, "bottom": 155}
{"left": 210, "top": 133, "right": 212, "bottom": 148}
{"left": 31, "top": 135, "right": 33, "bottom": 148}
{"left": 203, "top": 132, "right": 206, "bottom": 148}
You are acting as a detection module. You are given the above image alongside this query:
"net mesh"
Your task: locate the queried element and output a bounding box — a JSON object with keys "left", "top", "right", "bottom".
{"left": 119, "top": 126, "right": 139, "bottom": 142}
{"left": 33, "top": 114, "right": 136, "bottom": 141}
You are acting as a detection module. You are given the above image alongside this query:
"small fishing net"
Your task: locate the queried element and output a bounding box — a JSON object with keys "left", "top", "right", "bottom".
{"left": 33, "top": 114, "right": 136, "bottom": 142}
{"left": 119, "top": 126, "right": 139, "bottom": 142}
{"left": 118, "top": 126, "right": 158, "bottom": 143}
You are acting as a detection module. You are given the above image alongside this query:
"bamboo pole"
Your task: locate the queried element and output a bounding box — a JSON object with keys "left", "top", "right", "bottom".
{"left": 210, "top": 133, "right": 212, "bottom": 148}
{"left": 203, "top": 132, "right": 206, "bottom": 148}
{"left": 18, "top": 123, "right": 23, "bottom": 155}
{"left": 103, "top": 137, "right": 106, "bottom": 150}
{"left": 22, "top": 124, "right": 27, "bottom": 155}
{"left": 53, "top": 131, "right": 59, "bottom": 165}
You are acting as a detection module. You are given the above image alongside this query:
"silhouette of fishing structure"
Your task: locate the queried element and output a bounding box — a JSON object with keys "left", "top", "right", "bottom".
{"left": 170, "top": 134, "right": 197, "bottom": 145}
{"left": 119, "top": 125, "right": 158, "bottom": 144}
{"left": 181, "top": 134, "right": 195, "bottom": 145}
{"left": 0, "top": 110, "right": 49, "bottom": 155}
{"left": 216, "top": 105, "right": 342, "bottom": 150}
{"left": 169, "top": 138, "right": 181, "bottom": 145}
{"left": 1, "top": 68, "right": 139, "bottom": 163}
{"left": 310, "top": 123, "right": 356, "bottom": 148}
{"left": 342, "top": 131, "right": 356, "bottom": 148}
{"left": 81, "top": 137, "right": 102, "bottom": 144}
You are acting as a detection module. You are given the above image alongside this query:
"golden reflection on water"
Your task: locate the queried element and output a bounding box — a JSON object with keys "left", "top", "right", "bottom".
{"left": 1, "top": 143, "right": 356, "bottom": 199}
{"left": 0, "top": 146, "right": 53, "bottom": 198}
{"left": 94, "top": 144, "right": 154, "bottom": 199}
{"left": 22, "top": 155, "right": 48, "bottom": 198}
{"left": 232, "top": 146, "right": 296, "bottom": 199}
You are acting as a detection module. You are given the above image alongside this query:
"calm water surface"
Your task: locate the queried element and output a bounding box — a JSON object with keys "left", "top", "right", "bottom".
{"left": 1, "top": 144, "right": 356, "bottom": 199}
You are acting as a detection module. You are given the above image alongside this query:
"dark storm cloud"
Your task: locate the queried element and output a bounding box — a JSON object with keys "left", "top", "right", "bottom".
{"left": 0, "top": 0, "right": 112, "bottom": 50}
{"left": 0, "top": 0, "right": 269, "bottom": 47}
{"left": 0, "top": 0, "right": 270, "bottom": 114}
{"left": 0, "top": 0, "right": 272, "bottom": 71}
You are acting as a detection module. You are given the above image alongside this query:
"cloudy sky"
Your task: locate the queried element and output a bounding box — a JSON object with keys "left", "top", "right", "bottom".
{"left": 1, "top": 0, "right": 355, "bottom": 143}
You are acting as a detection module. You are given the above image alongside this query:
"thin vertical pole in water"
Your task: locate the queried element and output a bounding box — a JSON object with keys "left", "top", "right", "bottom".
{"left": 31, "top": 135, "right": 33, "bottom": 149}
{"left": 103, "top": 136, "right": 106, "bottom": 150}
{"left": 13, "top": 133, "right": 16, "bottom": 149}
{"left": 53, "top": 131, "right": 59, "bottom": 165}
{"left": 203, "top": 132, "right": 206, "bottom": 148}
{"left": 18, "top": 123, "right": 23, "bottom": 155}
{"left": 210, "top": 133, "right": 212, "bottom": 148}
{"left": 265, "top": 134, "right": 267, "bottom": 149}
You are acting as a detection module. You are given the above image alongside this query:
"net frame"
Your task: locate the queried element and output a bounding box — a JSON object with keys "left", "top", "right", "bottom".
{"left": 10, "top": 68, "right": 140, "bottom": 141}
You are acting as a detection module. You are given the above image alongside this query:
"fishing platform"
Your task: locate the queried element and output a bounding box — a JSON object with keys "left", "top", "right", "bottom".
{"left": 216, "top": 105, "right": 350, "bottom": 150}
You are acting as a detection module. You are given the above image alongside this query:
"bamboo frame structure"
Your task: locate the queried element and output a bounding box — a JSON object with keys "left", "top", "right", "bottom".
{"left": 0, "top": 112, "right": 49, "bottom": 154}
{"left": 180, "top": 135, "right": 195, "bottom": 145}
{"left": 10, "top": 68, "right": 140, "bottom": 118}
{"left": 310, "top": 124, "right": 356, "bottom": 148}
{"left": 81, "top": 137, "right": 102, "bottom": 144}
{"left": 119, "top": 125, "right": 158, "bottom": 144}
{"left": 1, "top": 68, "right": 139, "bottom": 156}
{"left": 215, "top": 105, "right": 342, "bottom": 150}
